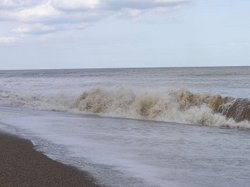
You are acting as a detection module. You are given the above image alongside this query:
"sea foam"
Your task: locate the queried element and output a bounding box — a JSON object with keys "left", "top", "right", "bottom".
{"left": 1, "top": 88, "right": 250, "bottom": 129}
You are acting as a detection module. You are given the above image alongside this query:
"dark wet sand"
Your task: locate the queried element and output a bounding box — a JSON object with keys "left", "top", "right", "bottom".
{"left": 0, "top": 133, "right": 102, "bottom": 187}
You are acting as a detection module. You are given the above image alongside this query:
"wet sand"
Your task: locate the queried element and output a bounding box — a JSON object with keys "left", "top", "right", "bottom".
{"left": 0, "top": 133, "right": 102, "bottom": 187}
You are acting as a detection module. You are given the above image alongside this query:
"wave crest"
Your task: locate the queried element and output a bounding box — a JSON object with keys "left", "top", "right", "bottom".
{"left": 74, "top": 88, "right": 250, "bottom": 128}
{"left": 1, "top": 88, "right": 250, "bottom": 129}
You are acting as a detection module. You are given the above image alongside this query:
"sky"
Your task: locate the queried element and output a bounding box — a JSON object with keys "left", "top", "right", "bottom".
{"left": 0, "top": 0, "right": 250, "bottom": 70}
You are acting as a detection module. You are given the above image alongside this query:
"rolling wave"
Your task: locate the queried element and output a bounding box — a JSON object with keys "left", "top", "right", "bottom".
{"left": 1, "top": 88, "right": 250, "bottom": 129}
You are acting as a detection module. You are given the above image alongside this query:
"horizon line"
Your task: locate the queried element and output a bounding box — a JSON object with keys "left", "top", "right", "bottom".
{"left": 0, "top": 65, "right": 249, "bottom": 71}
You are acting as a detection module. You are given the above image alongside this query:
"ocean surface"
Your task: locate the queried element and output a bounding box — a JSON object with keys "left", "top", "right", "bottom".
{"left": 0, "top": 67, "right": 250, "bottom": 187}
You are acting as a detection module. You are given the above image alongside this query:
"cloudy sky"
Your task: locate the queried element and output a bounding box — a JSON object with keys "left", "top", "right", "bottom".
{"left": 0, "top": 0, "right": 250, "bottom": 69}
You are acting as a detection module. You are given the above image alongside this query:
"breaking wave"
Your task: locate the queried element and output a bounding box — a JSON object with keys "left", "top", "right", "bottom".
{"left": 1, "top": 88, "right": 250, "bottom": 129}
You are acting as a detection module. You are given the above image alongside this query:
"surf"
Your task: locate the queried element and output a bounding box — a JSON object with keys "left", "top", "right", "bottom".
{"left": 1, "top": 87, "right": 249, "bottom": 129}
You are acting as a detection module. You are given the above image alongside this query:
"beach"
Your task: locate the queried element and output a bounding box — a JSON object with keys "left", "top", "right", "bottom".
{"left": 0, "top": 132, "right": 101, "bottom": 187}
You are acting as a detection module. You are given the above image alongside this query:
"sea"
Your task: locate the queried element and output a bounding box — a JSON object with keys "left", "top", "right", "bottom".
{"left": 0, "top": 66, "right": 250, "bottom": 187}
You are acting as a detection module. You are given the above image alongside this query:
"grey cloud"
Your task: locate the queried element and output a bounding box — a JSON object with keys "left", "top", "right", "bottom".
{"left": 0, "top": 0, "right": 191, "bottom": 42}
{"left": 102, "top": 0, "right": 190, "bottom": 10}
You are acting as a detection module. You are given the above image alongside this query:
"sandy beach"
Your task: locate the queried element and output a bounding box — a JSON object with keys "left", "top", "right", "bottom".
{"left": 0, "top": 132, "right": 102, "bottom": 187}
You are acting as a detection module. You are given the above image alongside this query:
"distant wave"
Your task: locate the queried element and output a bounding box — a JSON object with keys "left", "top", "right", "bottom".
{"left": 1, "top": 88, "right": 250, "bottom": 129}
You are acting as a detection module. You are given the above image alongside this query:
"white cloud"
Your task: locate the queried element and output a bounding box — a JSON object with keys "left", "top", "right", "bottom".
{"left": 0, "top": 36, "right": 17, "bottom": 44}
{"left": 1, "top": 0, "right": 190, "bottom": 22}
{"left": 0, "top": 0, "right": 38, "bottom": 8}
{"left": 1, "top": 0, "right": 20, "bottom": 6}
{"left": 117, "top": 8, "right": 142, "bottom": 17}
{"left": 13, "top": 23, "right": 55, "bottom": 34}
{"left": 51, "top": 0, "right": 100, "bottom": 10}
{"left": 0, "top": 0, "right": 191, "bottom": 42}
{"left": 14, "top": 2, "right": 61, "bottom": 22}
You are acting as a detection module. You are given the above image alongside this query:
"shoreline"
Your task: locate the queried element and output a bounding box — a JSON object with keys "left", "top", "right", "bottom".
{"left": 0, "top": 132, "right": 103, "bottom": 187}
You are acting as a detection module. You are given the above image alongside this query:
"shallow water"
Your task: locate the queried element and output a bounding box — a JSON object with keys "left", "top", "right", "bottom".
{"left": 1, "top": 107, "right": 250, "bottom": 187}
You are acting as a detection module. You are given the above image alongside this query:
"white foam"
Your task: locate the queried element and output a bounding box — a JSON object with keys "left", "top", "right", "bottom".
{"left": 1, "top": 87, "right": 250, "bottom": 129}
